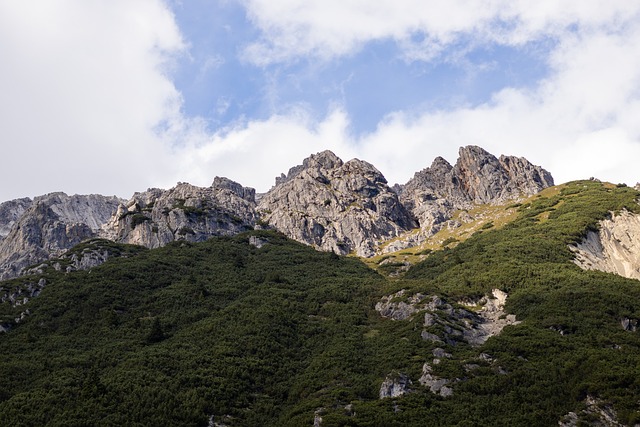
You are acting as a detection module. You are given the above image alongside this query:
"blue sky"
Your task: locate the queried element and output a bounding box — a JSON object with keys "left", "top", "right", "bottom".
{"left": 169, "top": 1, "right": 551, "bottom": 135}
{"left": 1, "top": 1, "right": 640, "bottom": 202}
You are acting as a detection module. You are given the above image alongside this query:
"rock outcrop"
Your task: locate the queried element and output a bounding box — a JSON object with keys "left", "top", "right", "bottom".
{"left": 389, "top": 146, "right": 554, "bottom": 252}
{"left": 0, "top": 177, "right": 255, "bottom": 280}
{"left": 103, "top": 177, "right": 256, "bottom": 248}
{"left": 257, "top": 151, "right": 416, "bottom": 257}
{"left": 0, "top": 193, "right": 122, "bottom": 280}
{"left": 571, "top": 210, "right": 640, "bottom": 280}
{"left": 379, "top": 373, "right": 413, "bottom": 399}
{"left": 559, "top": 395, "right": 625, "bottom": 427}
{"left": 376, "top": 289, "right": 520, "bottom": 347}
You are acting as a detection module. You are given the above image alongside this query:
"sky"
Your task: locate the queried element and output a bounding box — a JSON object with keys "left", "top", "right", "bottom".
{"left": 1, "top": 1, "right": 640, "bottom": 203}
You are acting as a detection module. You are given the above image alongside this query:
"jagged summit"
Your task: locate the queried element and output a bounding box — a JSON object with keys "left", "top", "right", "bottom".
{"left": 0, "top": 193, "right": 122, "bottom": 280}
{"left": 0, "top": 146, "right": 554, "bottom": 278}
{"left": 398, "top": 145, "right": 554, "bottom": 227}
{"left": 258, "top": 151, "right": 415, "bottom": 257}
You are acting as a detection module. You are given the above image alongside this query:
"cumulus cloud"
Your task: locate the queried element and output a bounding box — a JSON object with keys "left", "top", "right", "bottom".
{"left": 0, "top": 1, "right": 188, "bottom": 201}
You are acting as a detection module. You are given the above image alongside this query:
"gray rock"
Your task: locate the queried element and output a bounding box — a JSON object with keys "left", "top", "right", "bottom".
{"left": 419, "top": 363, "right": 452, "bottom": 396}
{"left": 249, "top": 236, "right": 269, "bottom": 248}
{"left": 258, "top": 151, "right": 417, "bottom": 257}
{"left": 379, "top": 373, "right": 413, "bottom": 399}
{"left": 0, "top": 193, "right": 122, "bottom": 280}
{"left": 103, "top": 177, "right": 256, "bottom": 249}
{"left": 421, "top": 331, "right": 443, "bottom": 343}
{"left": 621, "top": 317, "right": 638, "bottom": 332}
{"left": 389, "top": 146, "right": 554, "bottom": 253}
{"left": 0, "top": 198, "right": 32, "bottom": 239}
{"left": 572, "top": 210, "right": 640, "bottom": 280}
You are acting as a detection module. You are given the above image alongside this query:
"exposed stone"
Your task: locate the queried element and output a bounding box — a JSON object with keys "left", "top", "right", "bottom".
{"left": 379, "top": 373, "right": 412, "bottom": 399}
{"left": 432, "top": 348, "right": 452, "bottom": 359}
{"left": 249, "top": 236, "right": 269, "bottom": 248}
{"left": 572, "top": 210, "right": 640, "bottom": 280}
{"left": 313, "top": 408, "right": 324, "bottom": 427}
{"left": 390, "top": 146, "right": 553, "bottom": 252}
{"left": 419, "top": 363, "right": 453, "bottom": 397}
{"left": 621, "top": 317, "right": 638, "bottom": 332}
{"left": 375, "top": 289, "right": 428, "bottom": 320}
{"left": 558, "top": 395, "right": 624, "bottom": 427}
{"left": 421, "top": 331, "right": 443, "bottom": 343}
{"left": 0, "top": 193, "right": 122, "bottom": 280}
{"left": 377, "top": 289, "right": 520, "bottom": 347}
{"left": 0, "top": 198, "right": 32, "bottom": 239}
{"left": 459, "top": 289, "right": 521, "bottom": 346}
{"left": 258, "top": 151, "right": 417, "bottom": 257}
{"left": 104, "top": 178, "right": 256, "bottom": 249}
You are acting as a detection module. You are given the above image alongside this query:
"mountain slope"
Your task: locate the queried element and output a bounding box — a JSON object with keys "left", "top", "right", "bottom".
{"left": 1, "top": 181, "right": 640, "bottom": 426}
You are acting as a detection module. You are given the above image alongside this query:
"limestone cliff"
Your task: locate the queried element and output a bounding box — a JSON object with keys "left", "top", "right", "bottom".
{"left": 0, "top": 193, "right": 122, "bottom": 280}
{"left": 0, "top": 198, "right": 32, "bottom": 240}
{"left": 388, "top": 146, "right": 554, "bottom": 252}
{"left": 257, "top": 151, "right": 417, "bottom": 257}
{"left": 572, "top": 210, "right": 640, "bottom": 280}
{"left": 103, "top": 177, "right": 256, "bottom": 248}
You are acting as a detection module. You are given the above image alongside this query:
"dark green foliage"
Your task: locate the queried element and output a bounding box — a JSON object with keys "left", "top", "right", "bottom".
{"left": 1, "top": 181, "right": 640, "bottom": 426}
{"left": 131, "top": 213, "right": 151, "bottom": 228}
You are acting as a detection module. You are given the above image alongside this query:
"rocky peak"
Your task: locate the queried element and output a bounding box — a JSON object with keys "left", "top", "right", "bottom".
{"left": 104, "top": 178, "right": 256, "bottom": 249}
{"left": 275, "top": 150, "right": 343, "bottom": 187}
{"left": 400, "top": 145, "right": 554, "bottom": 226}
{"left": 258, "top": 151, "right": 416, "bottom": 257}
{"left": 0, "top": 193, "right": 122, "bottom": 280}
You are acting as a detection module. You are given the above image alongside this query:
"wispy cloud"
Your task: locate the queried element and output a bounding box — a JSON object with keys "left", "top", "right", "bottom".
{"left": 239, "top": 0, "right": 640, "bottom": 64}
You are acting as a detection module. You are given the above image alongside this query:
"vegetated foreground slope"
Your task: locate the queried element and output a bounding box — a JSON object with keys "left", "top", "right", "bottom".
{"left": 0, "top": 181, "right": 639, "bottom": 426}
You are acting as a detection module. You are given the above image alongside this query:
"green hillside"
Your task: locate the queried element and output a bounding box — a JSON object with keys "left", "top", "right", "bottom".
{"left": 1, "top": 180, "right": 640, "bottom": 426}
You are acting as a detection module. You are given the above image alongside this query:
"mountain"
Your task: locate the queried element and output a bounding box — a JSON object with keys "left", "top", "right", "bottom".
{"left": 257, "top": 150, "right": 416, "bottom": 257}
{"left": 0, "top": 146, "right": 553, "bottom": 279}
{"left": 1, "top": 180, "right": 639, "bottom": 426}
{"left": 385, "top": 146, "right": 554, "bottom": 253}
{"left": 102, "top": 177, "right": 257, "bottom": 248}
{"left": 0, "top": 193, "right": 122, "bottom": 280}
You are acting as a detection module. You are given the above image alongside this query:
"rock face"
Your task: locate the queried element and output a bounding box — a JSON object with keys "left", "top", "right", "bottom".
{"left": 257, "top": 151, "right": 416, "bottom": 257}
{"left": 0, "top": 193, "right": 122, "bottom": 280}
{"left": 559, "top": 395, "right": 624, "bottom": 427}
{"left": 379, "top": 373, "right": 412, "bottom": 399}
{"left": 0, "top": 198, "right": 33, "bottom": 240}
{"left": 571, "top": 210, "right": 640, "bottom": 280}
{"left": 104, "top": 177, "right": 256, "bottom": 248}
{"left": 0, "top": 177, "right": 255, "bottom": 280}
{"left": 376, "top": 289, "right": 520, "bottom": 347}
{"left": 390, "top": 146, "right": 554, "bottom": 252}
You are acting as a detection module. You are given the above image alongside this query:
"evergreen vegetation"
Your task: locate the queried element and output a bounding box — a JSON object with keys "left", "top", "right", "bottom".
{"left": 0, "top": 180, "right": 639, "bottom": 426}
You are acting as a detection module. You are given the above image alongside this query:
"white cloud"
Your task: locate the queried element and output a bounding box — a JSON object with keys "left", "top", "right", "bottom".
{"left": 240, "top": 0, "right": 640, "bottom": 64}
{"left": 200, "top": 0, "right": 639, "bottom": 189}
{"left": 2, "top": 0, "right": 640, "bottom": 204}
{"left": 175, "top": 107, "right": 358, "bottom": 191}
{"left": 0, "top": 1, "right": 187, "bottom": 201}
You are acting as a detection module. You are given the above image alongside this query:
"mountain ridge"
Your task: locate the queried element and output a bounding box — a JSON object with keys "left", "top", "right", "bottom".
{"left": 0, "top": 146, "right": 553, "bottom": 279}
